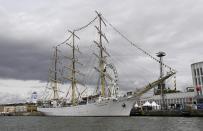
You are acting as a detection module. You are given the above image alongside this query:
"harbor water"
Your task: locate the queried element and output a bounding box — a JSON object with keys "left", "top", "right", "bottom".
{"left": 0, "top": 116, "right": 203, "bottom": 131}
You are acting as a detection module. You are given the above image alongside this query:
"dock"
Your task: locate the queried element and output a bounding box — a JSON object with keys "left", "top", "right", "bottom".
{"left": 130, "top": 108, "right": 203, "bottom": 117}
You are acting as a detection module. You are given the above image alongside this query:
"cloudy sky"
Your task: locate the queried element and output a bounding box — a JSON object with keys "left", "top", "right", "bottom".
{"left": 0, "top": 0, "right": 203, "bottom": 103}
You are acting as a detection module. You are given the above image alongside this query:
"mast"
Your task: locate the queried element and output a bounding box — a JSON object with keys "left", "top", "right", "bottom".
{"left": 63, "top": 31, "right": 83, "bottom": 105}
{"left": 71, "top": 31, "right": 76, "bottom": 105}
{"left": 54, "top": 46, "right": 59, "bottom": 99}
{"left": 99, "top": 13, "right": 105, "bottom": 97}
{"left": 49, "top": 46, "right": 60, "bottom": 100}
{"left": 94, "top": 11, "right": 109, "bottom": 97}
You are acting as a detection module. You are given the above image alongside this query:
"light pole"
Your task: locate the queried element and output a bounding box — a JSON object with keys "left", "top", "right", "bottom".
{"left": 156, "top": 51, "right": 166, "bottom": 110}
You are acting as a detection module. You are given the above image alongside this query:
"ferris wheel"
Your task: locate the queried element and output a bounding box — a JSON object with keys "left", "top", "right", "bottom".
{"left": 104, "top": 63, "right": 119, "bottom": 97}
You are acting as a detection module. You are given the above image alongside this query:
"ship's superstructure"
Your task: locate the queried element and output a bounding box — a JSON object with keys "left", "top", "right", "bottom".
{"left": 37, "top": 11, "right": 176, "bottom": 116}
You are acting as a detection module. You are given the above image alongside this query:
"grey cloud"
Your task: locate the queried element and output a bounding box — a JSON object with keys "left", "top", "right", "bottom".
{"left": 0, "top": 92, "right": 25, "bottom": 104}
{"left": 0, "top": 37, "right": 51, "bottom": 81}
{"left": 0, "top": 0, "right": 203, "bottom": 91}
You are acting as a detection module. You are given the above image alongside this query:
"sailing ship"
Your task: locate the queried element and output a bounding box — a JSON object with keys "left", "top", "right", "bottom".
{"left": 37, "top": 11, "right": 175, "bottom": 116}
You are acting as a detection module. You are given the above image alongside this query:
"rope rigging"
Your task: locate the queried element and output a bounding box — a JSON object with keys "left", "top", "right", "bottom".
{"left": 101, "top": 15, "right": 177, "bottom": 92}
{"left": 47, "top": 15, "right": 99, "bottom": 102}
{"left": 74, "top": 16, "right": 98, "bottom": 32}
{"left": 102, "top": 16, "right": 176, "bottom": 73}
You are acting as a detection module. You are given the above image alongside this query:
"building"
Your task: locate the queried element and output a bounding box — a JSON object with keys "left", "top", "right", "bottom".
{"left": 4, "top": 106, "right": 16, "bottom": 113}
{"left": 27, "top": 92, "right": 38, "bottom": 104}
{"left": 0, "top": 106, "right": 4, "bottom": 113}
{"left": 191, "top": 61, "right": 203, "bottom": 109}
{"left": 134, "top": 61, "right": 203, "bottom": 110}
{"left": 137, "top": 92, "right": 195, "bottom": 110}
{"left": 31, "top": 92, "right": 38, "bottom": 104}
{"left": 15, "top": 105, "right": 27, "bottom": 112}
{"left": 191, "top": 61, "right": 203, "bottom": 95}
{"left": 0, "top": 103, "right": 37, "bottom": 114}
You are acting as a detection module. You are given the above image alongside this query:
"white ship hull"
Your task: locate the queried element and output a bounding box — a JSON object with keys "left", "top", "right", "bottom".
{"left": 37, "top": 96, "right": 136, "bottom": 116}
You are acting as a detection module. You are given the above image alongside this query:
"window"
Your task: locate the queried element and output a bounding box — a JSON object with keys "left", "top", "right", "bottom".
{"left": 197, "top": 98, "right": 203, "bottom": 103}
{"left": 199, "top": 77, "right": 201, "bottom": 85}
{"left": 200, "top": 67, "right": 203, "bottom": 75}
{"left": 168, "top": 99, "right": 170, "bottom": 104}
{"left": 180, "top": 98, "right": 183, "bottom": 104}
{"left": 195, "top": 78, "right": 198, "bottom": 85}
{"left": 202, "top": 77, "right": 203, "bottom": 84}
{"left": 197, "top": 68, "right": 200, "bottom": 76}
{"left": 177, "top": 98, "right": 180, "bottom": 103}
{"left": 194, "top": 69, "right": 196, "bottom": 76}
{"left": 186, "top": 98, "right": 189, "bottom": 103}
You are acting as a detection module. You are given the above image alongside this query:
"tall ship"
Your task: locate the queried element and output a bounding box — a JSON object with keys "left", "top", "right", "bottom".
{"left": 37, "top": 11, "right": 175, "bottom": 116}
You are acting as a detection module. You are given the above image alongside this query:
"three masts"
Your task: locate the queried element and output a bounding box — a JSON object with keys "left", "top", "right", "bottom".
{"left": 49, "top": 12, "right": 117, "bottom": 106}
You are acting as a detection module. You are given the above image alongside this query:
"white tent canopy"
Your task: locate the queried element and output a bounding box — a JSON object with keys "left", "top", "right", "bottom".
{"left": 151, "top": 101, "right": 160, "bottom": 110}
{"left": 134, "top": 103, "right": 139, "bottom": 108}
{"left": 142, "top": 101, "right": 151, "bottom": 106}
{"left": 151, "top": 101, "right": 158, "bottom": 107}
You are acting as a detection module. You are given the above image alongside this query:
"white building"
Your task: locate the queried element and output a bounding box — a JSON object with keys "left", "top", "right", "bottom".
{"left": 135, "top": 61, "right": 203, "bottom": 110}
{"left": 191, "top": 61, "right": 203, "bottom": 95}
{"left": 191, "top": 61, "right": 203, "bottom": 109}
{"left": 27, "top": 92, "right": 38, "bottom": 104}
{"left": 15, "top": 106, "right": 27, "bottom": 112}
{"left": 31, "top": 92, "right": 38, "bottom": 104}
{"left": 137, "top": 92, "right": 195, "bottom": 109}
